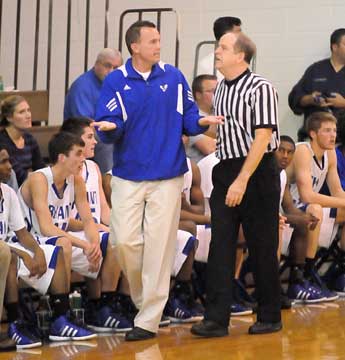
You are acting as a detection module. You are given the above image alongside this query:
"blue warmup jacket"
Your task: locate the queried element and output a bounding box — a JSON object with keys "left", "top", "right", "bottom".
{"left": 64, "top": 68, "right": 102, "bottom": 120}
{"left": 95, "top": 59, "right": 207, "bottom": 181}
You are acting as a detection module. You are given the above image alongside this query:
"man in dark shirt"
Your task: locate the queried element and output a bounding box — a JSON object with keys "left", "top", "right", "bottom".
{"left": 289, "top": 28, "right": 345, "bottom": 140}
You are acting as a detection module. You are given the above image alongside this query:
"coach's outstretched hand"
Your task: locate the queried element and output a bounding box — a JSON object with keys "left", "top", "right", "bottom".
{"left": 92, "top": 121, "right": 117, "bottom": 132}
{"left": 198, "top": 115, "right": 224, "bottom": 127}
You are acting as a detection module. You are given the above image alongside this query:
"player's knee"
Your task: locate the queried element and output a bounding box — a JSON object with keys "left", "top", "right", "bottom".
{"left": 56, "top": 236, "right": 72, "bottom": 254}
{"left": 306, "top": 203, "right": 323, "bottom": 219}
{"left": 179, "top": 220, "right": 197, "bottom": 236}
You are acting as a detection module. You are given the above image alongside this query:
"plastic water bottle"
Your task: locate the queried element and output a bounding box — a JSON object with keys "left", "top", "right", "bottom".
{"left": 36, "top": 295, "right": 52, "bottom": 339}
{"left": 69, "top": 290, "right": 82, "bottom": 309}
{"left": 69, "top": 290, "right": 84, "bottom": 325}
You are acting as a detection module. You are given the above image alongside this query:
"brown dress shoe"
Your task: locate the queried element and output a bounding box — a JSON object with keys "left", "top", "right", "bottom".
{"left": 0, "top": 332, "right": 16, "bottom": 351}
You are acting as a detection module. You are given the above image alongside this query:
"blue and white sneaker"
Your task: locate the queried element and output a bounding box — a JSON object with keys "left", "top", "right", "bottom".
{"left": 164, "top": 296, "right": 195, "bottom": 323}
{"left": 49, "top": 315, "right": 97, "bottom": 341}
{"left": 159, "top": 315, "right": 171, "bottom": 327}
{"left": 231, "top": 303, "right": 253, "bottom": 316}
{"left": 308, "top": 269, "right": 339, "bottom": 302}
{"left": 86, "top": 305, "right": 132, "bottom": 333}
{"left": 287, "top": 281, "right": 325, "bottom": 303}
{"left": 8, "top": 321, "right": 42, "bottom": 349}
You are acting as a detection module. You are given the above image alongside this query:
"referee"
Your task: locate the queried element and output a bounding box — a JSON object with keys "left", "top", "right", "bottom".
{"left": 191, "top": 32, "right": 282, "bottom": 337}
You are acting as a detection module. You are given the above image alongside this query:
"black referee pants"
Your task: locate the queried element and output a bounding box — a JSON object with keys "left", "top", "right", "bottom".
{"left": 205, "top": 153, "right": 281, "bottom": 327}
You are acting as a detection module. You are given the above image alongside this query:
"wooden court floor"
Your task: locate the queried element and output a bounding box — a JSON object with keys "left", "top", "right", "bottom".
{"left": 1, "top": 299, "right": 345, "bottom": 360}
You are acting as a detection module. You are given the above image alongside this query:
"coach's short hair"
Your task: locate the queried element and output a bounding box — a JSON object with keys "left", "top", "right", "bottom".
{"left": 125, "top": 20, "right": 156, "bottom": 55}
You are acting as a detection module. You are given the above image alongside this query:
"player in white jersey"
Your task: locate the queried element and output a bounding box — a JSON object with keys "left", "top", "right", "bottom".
{"left": 0, "top": 146, "right": 96, "bottom": 348}
{"left": 60, "top": 117, "right": 132, "bottom": 329}
{"left": 18, "top": 131, "right": 132, "bottom": 333}
{"left": 286, "top": 112, "right": 345, "bottom": 299}
{"left": 275, "top": 136, "right": 326, "bottom": 304}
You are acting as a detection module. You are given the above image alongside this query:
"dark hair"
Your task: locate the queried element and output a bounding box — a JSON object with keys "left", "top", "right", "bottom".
{"left": 0, "top": 95, "right": 27, "bottom": 127}
{"left": 234, "top": 33, "right": 256, "bottom": 64}
{"left": 280, "top": 135, "right": 296, "bottom": 149}
{"left": 60, "top": 117, "right": 93, "bottom": 138}
{"left": 125, "top": 20, "right": 156, "bottom": 55}
{"left": 330, "top": 28, "right": 345, "bottom": 51}
{"left": 48, "top": 132, "right": 85, "bottom": 164}
{"left": 192, "top": 74, "right": 217, "bottom": 98}
{"left": 306, "top": 111, "right": 337, "bottom": 138}
{"left": 336, "top": 110, "right": 345, "bottom": 147}
{"left": 213, "top": 16, "right": 242, "bottom": 41}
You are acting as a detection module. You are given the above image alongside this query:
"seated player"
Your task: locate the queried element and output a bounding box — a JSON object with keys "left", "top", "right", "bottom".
{"left": 17, "top": 132, "right": 132, "bottom": 333}
{"left": 60, "top": 117, "right": 132, "bottom": 324}
{"left": 286, "top": 112, "right": 345, "bottom": 300}
{"left": 275, "top": 136, "right": 324, "bottom": 304}
{"left": 0, "top": 145, "right": 96, "bottom": 348}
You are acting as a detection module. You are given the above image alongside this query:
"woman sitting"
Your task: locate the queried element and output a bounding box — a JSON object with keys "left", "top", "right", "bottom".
{"left": 0, "top": 95, "right": 45, "bottom": 185}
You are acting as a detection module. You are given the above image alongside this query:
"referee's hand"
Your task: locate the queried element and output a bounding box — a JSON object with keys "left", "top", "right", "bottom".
{"left": 225, "top": 178, "right": 247, "bottom": 207}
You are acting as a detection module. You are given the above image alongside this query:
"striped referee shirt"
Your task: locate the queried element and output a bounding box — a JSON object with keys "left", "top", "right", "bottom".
{"left": 215, "top": 69, "right": 280, "bottom": 160}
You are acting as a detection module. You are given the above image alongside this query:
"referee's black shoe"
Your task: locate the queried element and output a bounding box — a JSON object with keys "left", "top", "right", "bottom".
{"left": 191, "top": 320, "right": 228, "bottom": 338}
{"left": 248, "top": 321, "right": 282, "bottom": 335}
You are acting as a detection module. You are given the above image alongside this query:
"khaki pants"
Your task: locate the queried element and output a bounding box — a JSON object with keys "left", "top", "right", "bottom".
{"left": 110, "top": 176, "right": 183, "bottom": 332}
{"left": 0, "top": 242, "right": 11, "bottom": 320}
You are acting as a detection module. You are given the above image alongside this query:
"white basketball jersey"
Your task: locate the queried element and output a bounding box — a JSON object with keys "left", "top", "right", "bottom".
{"left": 71, "top": 160, "right": 101, "bottom": 223}
{"left": 182, "top": 158, "right": 193, "bottom": 204}
{"left": 0, "top": 183, "right": 26, "bottom": 240}
{"left": 197, "top": 152, "right": 220, "bottom": 216}
{"left": 197, "top": 152, "right": 220, "bottom": 198}
{"left": 290, "top": 142, "right": 328, "bottom": 207}
{"left": 18, "top": 167, "right": 75, "bottom": 235}
{"left": 279, "top": 170, "right": 287, "bottom": 208}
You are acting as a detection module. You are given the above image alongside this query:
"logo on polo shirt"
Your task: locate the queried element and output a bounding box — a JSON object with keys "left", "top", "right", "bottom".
{"left": 160, "top": 84, "right": 168, "bottom": 92}
{"left": 124, "top": 84, "right": 131, "bottom": 90}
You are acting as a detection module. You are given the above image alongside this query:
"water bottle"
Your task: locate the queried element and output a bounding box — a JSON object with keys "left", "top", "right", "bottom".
{"left": 69, "top": 290, "right": 84, "bottom": 325}
{"left": 0, "top": 76, "right": 4, "bottom": 91}
{"left": 36, "top": 295, "right": 52, "bottom": 339}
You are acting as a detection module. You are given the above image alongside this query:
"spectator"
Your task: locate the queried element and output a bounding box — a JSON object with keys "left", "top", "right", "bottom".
{"left": 186, "top": 75, "right": 217, "bottom": 163}
{"left": 289, "top": 28, "right": 345, "bottom": 141}
{"left": 0, "top": 95, "right": 45, "bottom": 186}
{"left": 64, "top": 48, "right": 123, "bottom": 173}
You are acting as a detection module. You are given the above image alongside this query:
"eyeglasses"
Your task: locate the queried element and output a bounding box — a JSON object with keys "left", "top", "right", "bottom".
{"left": 101, "top": 62, "right": 118, "bottom": 70}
